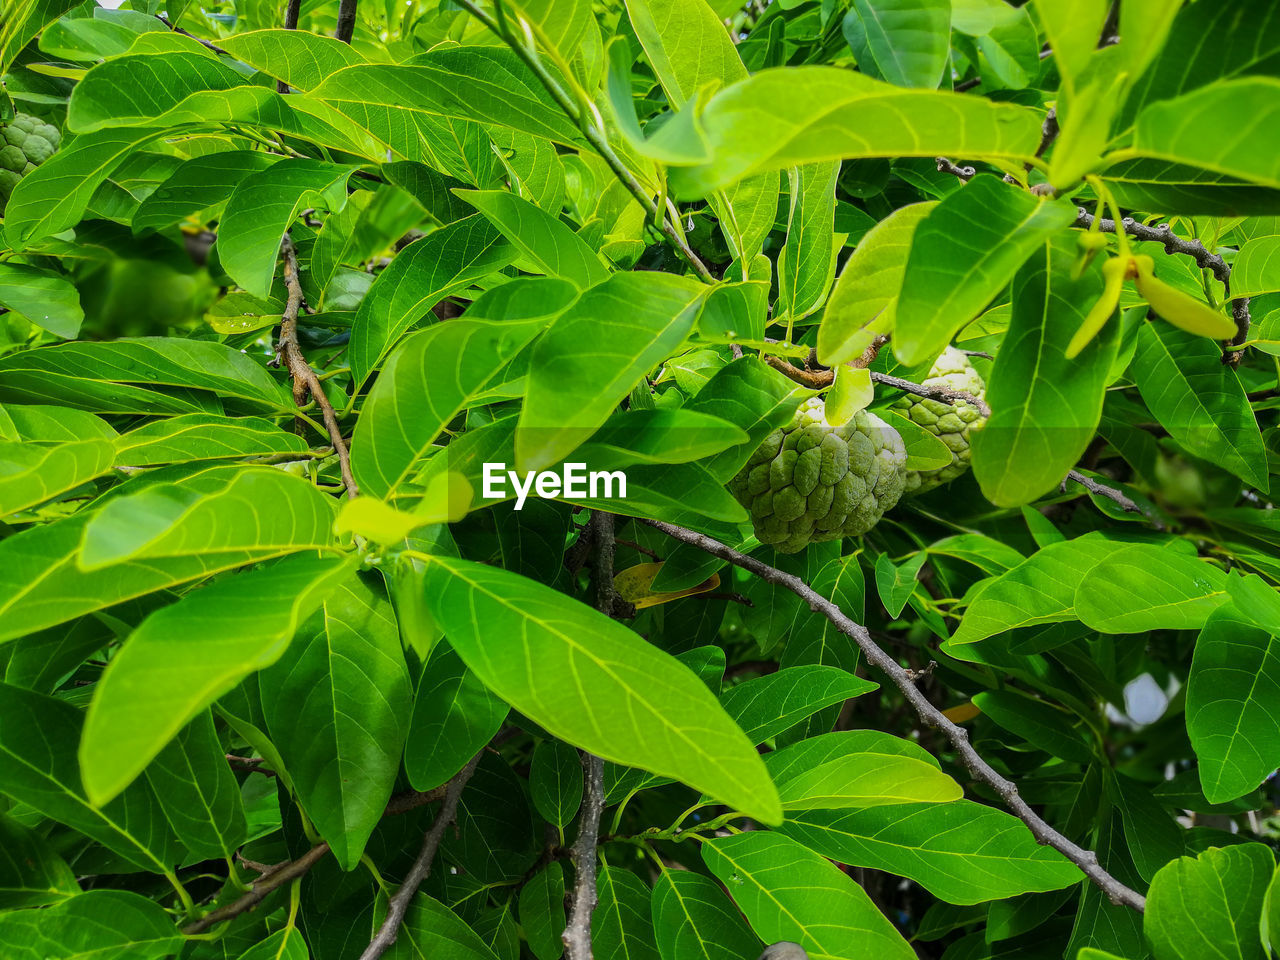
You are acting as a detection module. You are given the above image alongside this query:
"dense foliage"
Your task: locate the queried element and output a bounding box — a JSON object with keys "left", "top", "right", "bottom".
{"left": 1, "top": 0, "right": 1279, "bottom": 958}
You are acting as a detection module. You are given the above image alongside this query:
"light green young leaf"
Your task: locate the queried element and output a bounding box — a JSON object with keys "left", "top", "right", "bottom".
{"left": 115, "top": 414, "right": 309, "bottom": 467}
{"left": 67, "top": 51, "right": 246, "bottom": 132}
{"left": 895, "top": 176, "right": 1078, "bottom": 365}
{"left": 349, "top": 215, "right": 514, "bottom": 386}
{"left": 842, "top": 0, "right": 950, "bottom": 89}
{"left": 774, "top": 751, "right": 961, "bottom": 810}
{"left": 457, "top": 189, "right": 609, "bottom": 288}
{"left": 651, "top": 870, "right": 761, "bottom": 960}
{"left": 816, "top": 202, "right": 935, "bottom": 365}
{"left": 971, "top": 237, "right": 1117, "bottom": 506}
{"left": 626, "top": 0, "right": 747, "bottom": 104}
{"left": 261, "top": 573, "right": 411, "bottom": 870}
{"left": 0, "top": 439, "right": 115, "bottom": 516}
{"left": 669, "top": 68, "right": 1042, "bottom": 197}
{"left": 1187, "top": 602, "right": 1280, "bottom": 804}
{"left": 1075, "top": 543, "right": 1229, "bottom": 632}
{"left": 719, "top": 665, "right": 878, "bottom": 744}
{"left": 702, "top": 831, "right": 915, "bottom": 960}
{"left": 777, "top": 161, "right": 840, "bottom": 324}
{"left": 0, "top": 889, "right": 182, "bottom": 960}
{"left": 218, "top": 159, "right": 355, "bottom": 298}
{"left": 876, "top": 409, "right": 952, "bottom": 470}
{"left": 517, "top": 272, "right": 706, "bottom": 471}
{"left": 0, "top": 684, "right": 181, "bottom": 873}
{"left": 79, "top": 554, "right": 356, "bottom": 804}
{"left": 1132, "top": 322, "right": 1269, "bottom": 491}
{"left": 782, "top": 800, "right": 1080, "bottom": 903}
{"left": 0, "top": 263, "right": 84, "bottom": 339}
{"left": 219, "top": 27, "right": 368, "bottom": 91}
{"left": 1146, "top": 844, "right": 1274, "bottom": 960}
{"left": 4, "top": 405, "right": 116, "bottom": 443}
{"left": 144, "top": 709, "right": 248, "bottom": 861}
{"left": 1231, "top": 236, "right": 1280, "bottom": 298}
{"left": 421, "top": 555, "right": 782, "bottom": 823}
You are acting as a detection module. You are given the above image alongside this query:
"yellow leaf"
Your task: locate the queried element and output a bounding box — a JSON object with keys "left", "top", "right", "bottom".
{"left": 943, "top": 702, "right": 981, "bottom": 724}
{"left": 613, "top": 562, "right": 721, "bottom": 609}
{"left": 1133, "top": 256, "right": 1238, "bottom": 340}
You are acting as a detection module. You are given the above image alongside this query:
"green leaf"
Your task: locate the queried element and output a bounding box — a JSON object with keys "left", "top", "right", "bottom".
{"left": 144, "top": 709, "right": 248, "bottom": 861}
{"left": 777, "top": 161, "right": 840, "bottom": 324}
{"left": 4, "top": 405, "right": 117, "bottom": 443}
{"left": 351, "top": 314, "right": 552, "bottom": 498}
{"left": 877, "top": 409, "right": 953, "bottom": 471}
{"left": 1145, "top": 843, "right": 1274, "bottom": 960}
{"left": 773, "top": 750, "right": 961, "bottom": 810}
{"left": 219, "top": 27, "right": 368, "bottom": 91}
{"left": 0, "top": 439, "right": 115, "bottom": 516}
{"left": 67, "top": 51, "right": 243, "bottom": 132}
{"left": 0, "top": 337, "right": 289, "bottom": 413}
{"left": 682, "top": 356, "right": 801, "bottom": 482}
{"left": 719, "top": 665, "right": 878, "bottom": 744}
{"left": 457, "top": 190, "right": 609, "bottom": 288}
{"left": 0, "top": 684, "right": 181, "bottom": 873}
{"left": 78, "top": 553, "right": 356, "bottom": 804}
{"left": 1132, "top": 321, "right": 1270, "bottom": 491}
{"left": 596, "top": 863, "right": 659, "bottom": 960}
{"left": 218, "top": 158, "right": 355, "bottom": 298}
{"left": 951, "top": 535, "right": 1124, "bottom": 644}
{"left": 874, "top": 551, "right": 926, "bottom": 619}
{"left": 517, "top": 272, "right": 706, "bottom": 471}
{"left": 972, "top": 690, "right": 1094, "bottom": 763}
{"left": 421, "top": 555, "right": 782, "bottom": 824}
{"left": 131, "top": 151, "right": 278, "bottom": 232}
{"left": 971, "top": 238, "right": 1117, "bottom": 506}
{"left": 520, "top": 862, "right": 567, "bottom": 960}
{"left": 1187, "top": 602, "right": 1280, "bottom": 804}
{"left": 261, "top": 573, "right": 411, "bottom": 870}
{"left": 1228, "top": 235, "right": 1280, "bottom": 298}
{"left": 626, "top": 0, "right": 747, "bottom": 104}
{"left": 0, "top": 263, "right": 84, "bottom": 339}
{"left": 651, "top": 870, "right": 761, "bottom": 960}
{"left": 816, "top": 202, "right": 935, "bottom": 365}
{"left": 349, "top": 215, "right": 514, "bottom": 387}
{"left": 394, "top": 893, "right": 504, "bottom": 960}
{"left": 0, "top": 0, "right": 82, "bottom": 75}
{"left": 115, "top": 414, "right": 310, "bottom": 467}
{"left": 702, "top": 831, "right": 915, "bottom": 960}
{"left": 0, "top": 813, "right": 79, "bottom": 909}
{"left": 781, "top": 800, "right": 1081, "bottom": 903}
{"left": 529, "top": 739, "right": 583, "bottom": 828}
{"left": 234, "top": 928, "right": 309, "bottom": 960}
{"left": 80, "top": 466, "right": 337, "bottom": 571}
{"left": 1265, "top": 864, "right": 1280, "bottom": 958}
{"left": 842, "top": 0, "right": 950, "bottom": 89}
{"left": 0, "top": 889, "right": 183, "bottom": 960}
{"left": 1129, "top": 78, "right": 1280, "bottom": 194}
{"left": 895, "top": 177, "right": 1078, "bottom": 365}
{"left": 668, "top": 68, "right": 1042, "bottom": 197}
{"left": 4, "top": 127, "right": 161, "bottom": 248}
{"left": 1075, "top": 543, "right": 1229, "bottom": 632}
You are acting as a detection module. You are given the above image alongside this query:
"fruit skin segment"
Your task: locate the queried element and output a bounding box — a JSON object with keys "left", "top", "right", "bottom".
{"left": 729, "top": 396, "right": 907, "bottom": 553}
{"left": 893, "top": 346, "right": 987, "bottom": 495}
{"left": 0, "top": 113, "right": 60, "bottom": 214}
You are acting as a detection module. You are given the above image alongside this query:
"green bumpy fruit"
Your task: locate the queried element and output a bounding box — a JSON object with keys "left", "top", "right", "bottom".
{"left": 0, "top": 113, "right": 61, "bottom": 215}
{"left": 729, "top": 397, "right": 907, "bottom": 553}
{"left": 893, "top": 346, "right": 987, "bottom": 495}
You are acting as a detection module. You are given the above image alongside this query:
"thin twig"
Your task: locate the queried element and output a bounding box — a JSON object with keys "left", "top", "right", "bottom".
{"left": 152, "top": 14, "right": 228, "bottom": 54}
{"left": 935, "top": 157, "right": 975, "bottom": 181}
{"left": 759, "top": 354, "right": 991, "bottom": 416}
{"left": 1072, "top": 208, "right": 1249, "bottom": 364}
{"left": 615, "top": 538, "right": 661, "bottom": 561}
{"left": 182, "top": 844, "right": 330, "bottom": 934}
{"left": 454, "top": 0, "right": 715, "bottom": 284}
{"left": 1034, "top": 108, "right": 1058, "bottom": 160}
{"left": 335, "top": 0, "right": 357, "bottom": 42}
{"left": 274, "top": 236, "right": 359, "bottom": 498}
{"left": 358, "top": 754, "right": 484, "bottom": 960}
{"left": 641, "top": 520, "right": 1147, "bottom": 914}
{"left": 1065, "top": 470, "right": 1166, "bottom": 530}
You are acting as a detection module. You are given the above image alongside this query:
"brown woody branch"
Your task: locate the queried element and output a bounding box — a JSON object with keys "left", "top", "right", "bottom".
{"left": 358, "top": 754, "right": 483, "bottom": 960}
{"left": 335, "top": 0, "right": 357, "bottom": 43}
{"left": 275, "top": 236, "right": 359, "bottom": 498}
{"left": 760, "top": 354, "right": 991, "bottom": 416}
{"left": 1065, "top": 470, "right": 1166, "bottom": 531}
{"left": 641, "top": 520, "right": 1147, "bottom": 914}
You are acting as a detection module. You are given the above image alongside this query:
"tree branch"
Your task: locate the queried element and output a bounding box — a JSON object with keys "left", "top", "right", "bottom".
{"left": 1065, "top": 470, "right": 1166, "bottom": 531}
{"left": 274, "top": 235, "right": 359, "bottom": 498}
{"left": 454, "top": 0, "right": 716, "bottom": 284}
{"left": 640, "top": 519, "right": 1147, "bottom": 914}
{"left": 1072, "top": 208, "right": 1249, "bottom": 365}
{"left": 358, "top": 753, "right": 484, "bottom": 960}
{"left": 760, "top": 354, "right": 991, "bottom": 417}
{"left": 335, "top": 0, "right": 357, "bottom": 43}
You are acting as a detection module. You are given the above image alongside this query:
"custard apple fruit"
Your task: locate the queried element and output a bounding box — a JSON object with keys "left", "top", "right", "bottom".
{"left": 729, "top": 397, "right": 907, "bottom": 553}
{"left": 0, "top": 113, "right": 60, "bottom": 215}
{"left": 893, "top": 346, "right": 987, "bottom": 495}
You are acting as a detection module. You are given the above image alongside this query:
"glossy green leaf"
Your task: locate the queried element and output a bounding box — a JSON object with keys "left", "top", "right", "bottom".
{"left": 0, "top": 438, "right": 115, "bottom": 516}
{"left": 349, "top": 215, "right": 514, "bottom": 386}
{"left": 115, "top": 414, "right": 309, "bottom": 467}
{"left": 682, "top": 356, "right": 801, "bottom": 481}
{"left": 234, "top": 928, "right": 309, "bottom": 960}
{"left": 457, "top": 189, "right": 609, "bottom": 288}
{"left": 1187, "top": 602, "right": 1280, "bottom": 804}
{"left": 774, "top": 750, "right": 961, "bottom": 810}
{"left": 782, "top": 801, "right": 1081, "bottom": 903}
{"left": 596, "top": 863, "right": 660, "bottom": 960}
{"left": 421, "top": 555, "right": 782, "bottom": 823}
{"left": 219, "top": 27, "right": 367, "bottom": 91}
{"left": 79, "top": 553, "right": 355, "bottom": 804}
{"left": 131, "top": 151, "right": 279, "bottom": 232}
{"left": 777, "top": 161, "right": 840, "bottom": 324}
{"left": 669, "top": 68, "right": 1041, "bottom": 197}
{"left": 874, "top": 551, "right": 926, "bottom": 619}
{"left": 971, "top": 238, "right": 1117, "bottom": 506}
{"left": 0, "top": 889, "right": 182, "bottom": 960}
{"left": 517, "top": 272, "right": 706, "bottom": 471}
{"left": 0, "top": 684, "right": 181, "bottom": 873}
{"left": 529, "top": 739, "right": 583, "bottom": 828}
{"left": 895, "top": 177, "right": 1077, "bottom": 365}
{"left": 395, "top": 893, "right": 504, "bottom": 960}
{"left": 651, "top": 870, "right": 761, "bottom": 960}
{"left": 0, "top": 262, "right": 84, "bottom": 338}
{"left": 719, "top": 665, "right": 878, "bottom": 744}
{"left": 1145, "top": 843, "right": 1274, "bottom": 960}
{"left": 626, "top": 0, "right": 747, "bottom": 103}
{"left": 972, "top": 691, "right": 1094, "bottom": 763}
{"left": 0, "top": 813, "right": 79, "bottom": 909}
{"left": 520, "top": 862, "right": 566, "bottom": 960}
{"left": 1075, "top": 543, "right": 1229, "bottom": 632}
{"left": 702, "top": 831, "right": 915, "bottom": 960}
{"left": 842, "top": 0, "right": 950, "bottom": 89}
{"left": 261, "top": 573, "right": 411, "bottom": 870}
